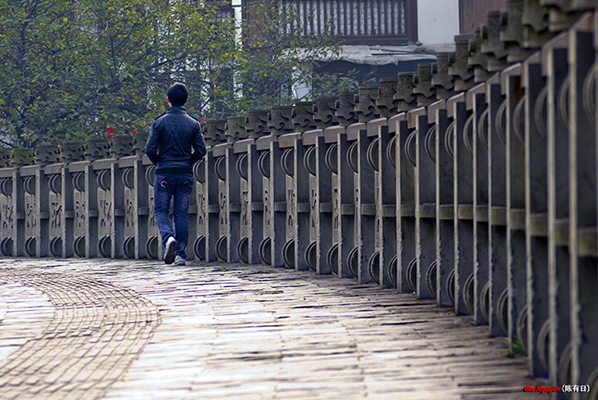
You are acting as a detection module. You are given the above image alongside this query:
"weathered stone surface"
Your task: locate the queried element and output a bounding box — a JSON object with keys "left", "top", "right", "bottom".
{"left": 313, "top": 97, "right": 339, "bottom": 129}
{"left": 376, "top": 79, "right": 399, "bottom": 117}
{"left": 395, "top": 73, "right": 417, "bottom": 111}
{"left": 11, "top": 148, "right": 35, "bottom": 167}
{"left": 522, "top": 0, "right": 554, "bottom": 49}
{"left": 111, "top": 135, "right": 134, "bottom": 159}
{"left": 468, "top": 27, "right": 493, "bottom": 82}
{"left": 204, "top": 119, "right": 227, "bottom": 146}
{"left": 542, "top": 0, "right": 583, "bottom": 32}
{"left": 413, "top": 64, "right": 436, "bottom": 107}
{"left": 292, "top": 102, "right": 316, "bottom": 132}
{"left": 501, "top": 0, "right": 536, "bottom": 62}
{"left": 61, "top": 141, "right": 86, "bottom": 163}
{"left": 246, "top": 110, "right": 270, "bottom": 139}
{"left": 35, "top": 144, "right": 61, "bottom": 166}
{"left": 335, "top": 93, "right": 358, "bottom": 127}
{"left": 226, "top": 116, "right": 248, "bottom": 144}
{"left": 268, "top": 106, "right": 294, "bottom": 136}
{"left": 448, "top": 39, "right": 474, "bottom": 92}
{"left": 432, "top": 53, "right": 455, "bottom": 100}
{"left": 480, "top": 11, "right": 510, "bottom": 72}
{"left": 0, "top": 265, "right": 159, "bottom": 400}
{"left": 85, "top": 138, "right": 111, "bottom": 161}
{"left": 0, "top": 259, "right": 549, "bottom": 400}
{"left": 354, "top": 86, "right": 380, "bottom": 123}
{"left": 0, "top": 148, "right": 10, "bottom": 168}
{"left": 133, "top": 132, "right": 149, "bottom": 156}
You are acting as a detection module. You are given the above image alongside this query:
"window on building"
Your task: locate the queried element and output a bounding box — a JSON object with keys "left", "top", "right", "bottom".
{"left": 244, "top": 0, "right": 418, "bottom": 46}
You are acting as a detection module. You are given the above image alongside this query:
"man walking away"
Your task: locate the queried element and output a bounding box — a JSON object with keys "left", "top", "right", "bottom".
{"left": 145, "top": 83, "right": 206, "bottom": 265}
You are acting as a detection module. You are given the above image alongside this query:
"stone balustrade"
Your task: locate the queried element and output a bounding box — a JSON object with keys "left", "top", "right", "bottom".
{"left": 1, "top": 3, "right": 597, "bottom": 398}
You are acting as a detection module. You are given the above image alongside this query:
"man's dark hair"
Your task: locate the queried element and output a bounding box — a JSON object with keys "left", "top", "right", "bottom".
{"left": 167, "top": 83, "right": 188, "bottom": 107}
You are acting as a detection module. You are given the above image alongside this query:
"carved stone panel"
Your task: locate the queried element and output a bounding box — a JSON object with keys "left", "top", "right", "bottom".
{"left": 376, "top": 79, "right": 399, "bottom": 118}
{"left": 36, "top": 145, "right": 61, "bottom": 166}
{"left": 355, "top": 87, "right": 380, "bottom": 123}
{"left": 268, "top": 106, "right": 294, "bottom": 136}
{"left": 204, "top": 119, "right": 227, "bottom": 146}
{"left": 0, "top": 182, "right": 14, "bottom": 256}
{"left": 111, "top": 135, "right": 134, "bottom": 159}
{"left": 133, "top": 133, "right": 149, "bottom": 156}
{"left": 98, "top": 178, "right": 113, "bottom": 239}
{"left": 11, "top": 149, "right": 35, "bottom": 168}
{"left": 61, "top": 142, "right": 86, "bottom": 163}
{"left": 25, "top": 192, "right": 36, "bottom": 238}
{"left": 292, "top": 102, "right": 316, "bottom": 132}
{"left": 124, "top": 186, "right": 136, "bottom": 238}
{"left": 49, "top": 190, "right": 62, "bottom": 237}
{"left": 335, "top": 93, "right": 358, "bottom": 127}
{"left": 85, "top": 139, "right": 111, "bottom": 161}
{"left": 313, "top": 97, "right": 339, "bottom": 129}
{"left": 0, "top": 148, "right": 10, "bottom": 168}
{"left": 395, "top": 73, "right": 417, "bottom": 112}
{"left": 197, "top": 189, "right": 206, "bottom": 232}
{"left": 219, "top": 180, "right": 228, "bottom": 236}
{"left": 286, "top": 176, "right": 295, "bottom": 238}
{"left": 246, "top": 110, "right": 269, "bottom": 139}
{"left": 225, "top": 116, "right": 247, "bottom": 144}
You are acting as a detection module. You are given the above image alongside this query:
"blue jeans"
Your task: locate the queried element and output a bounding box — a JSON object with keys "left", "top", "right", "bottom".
{"left": 154, "top": 173, "right": 194, "bottom": 260}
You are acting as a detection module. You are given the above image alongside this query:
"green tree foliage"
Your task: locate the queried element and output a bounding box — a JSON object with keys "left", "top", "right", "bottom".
{"left": 236, "top": 0, "right": 340, "bottom": 111}
{"left": 0, "top": 0, "right": 341, "bottom": 147}
{"left": 0, "top": 0, "right": 238, "bottom": 146}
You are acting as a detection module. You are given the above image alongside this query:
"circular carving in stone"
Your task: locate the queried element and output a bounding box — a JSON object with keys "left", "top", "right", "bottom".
{"left": 283, "top": 239, "right": 295, "bottom": 269}
{"left": 194, "top": 236, "right": 206, "bottom": 260}
{"left": 368, "top": 251, "right": 380, "bottom": 285}
{"left": 258, "top": 237, "right": 271, "bottom": 265}
{"left": 326, "top": 244, "right": 339, "bottom": 275}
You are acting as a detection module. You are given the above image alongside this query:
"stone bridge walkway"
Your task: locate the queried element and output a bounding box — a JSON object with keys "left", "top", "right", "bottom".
{"left": 0, "top": 258, "right": 548, "bottom": 399}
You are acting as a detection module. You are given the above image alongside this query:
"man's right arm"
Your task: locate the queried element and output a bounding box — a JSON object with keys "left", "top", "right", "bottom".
{"left": 145, "top": 121, "right": 160, "bottom": 164}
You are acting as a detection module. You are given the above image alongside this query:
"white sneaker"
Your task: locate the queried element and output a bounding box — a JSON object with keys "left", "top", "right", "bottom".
{"left": 175, "top": 255, "right": 186, "bottom": 266}
{"left": 164, "top": 237, "right": 178, "bottom": 264}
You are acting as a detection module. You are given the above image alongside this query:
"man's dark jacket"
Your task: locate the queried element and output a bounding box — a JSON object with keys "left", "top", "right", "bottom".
{"left": 145, "top": 106, "right": 206, "bottom": 175}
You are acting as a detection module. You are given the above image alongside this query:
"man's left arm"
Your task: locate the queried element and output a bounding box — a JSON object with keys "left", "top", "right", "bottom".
{"left": 191, "top": 123, "right": 207, "bottom": 163}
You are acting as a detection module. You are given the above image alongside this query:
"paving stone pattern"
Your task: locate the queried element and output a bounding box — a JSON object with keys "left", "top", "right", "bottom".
{"left": 0, "top": 266, "right": 160, "bottom": 399}
{"left": 0, "top": 259, "right": 548, "bottom": 399}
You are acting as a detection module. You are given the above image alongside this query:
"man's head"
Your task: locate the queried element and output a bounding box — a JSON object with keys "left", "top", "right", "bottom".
{"left": 167, "top": 83, "right": 188, "bottom": 107}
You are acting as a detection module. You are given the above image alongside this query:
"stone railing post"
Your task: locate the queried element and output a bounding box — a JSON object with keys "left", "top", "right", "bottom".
{"left": 355, "top": 129, "right": 375, "bottom": 284}
{"left": 36, "top": 144, "right": 62, "bottom": 258}
{"left": 60, "top": 141, "right": 85, "bottom": 258}
{"left": 471, "top": 85, "right": 490, "bottom": 327}
{"left": 452, "top": 97, "right": 474, "bottom": 316}
{"left": 395, "top": 118, "right": 416, "bottom": 293}
{"left": 412, "top": 110, "right": 435, "bottom": 300}
{"left": 434, "top": 106, "right": 455, "bottom": 307}
{"left": 11, "top": 149, "right": 35, "bottom": 257}
{"left": 84, "top": 138, "right": 111, "bottom": 258}
{"left": 522, "top": 53, "right": 549, "bottom": 378}
{"left": 132, "top": 134, "right": 149, "bottom": 259}
{"left": 566, "top": 17, "right": 597, "bottom": 391}
{"left": 110, "top": 135, "right": 134, "bottom": 259}
{"left": 375, "top": 124, "right": 397, "bottom": 288}
{"left": 544, "top": 38, "right": 571, "bottom": 391}
{"left": 194, "top": 149, "right": 218, "bottom": 262}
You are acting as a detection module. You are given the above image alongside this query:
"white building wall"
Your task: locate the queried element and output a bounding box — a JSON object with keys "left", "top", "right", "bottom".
{"left": 417, "top": 0, "right": 460, "bottom": 45}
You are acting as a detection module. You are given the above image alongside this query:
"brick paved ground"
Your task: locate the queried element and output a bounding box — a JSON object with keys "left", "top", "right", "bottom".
{"left": 0, "top": 258, "right": 549, "bottom": 399}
